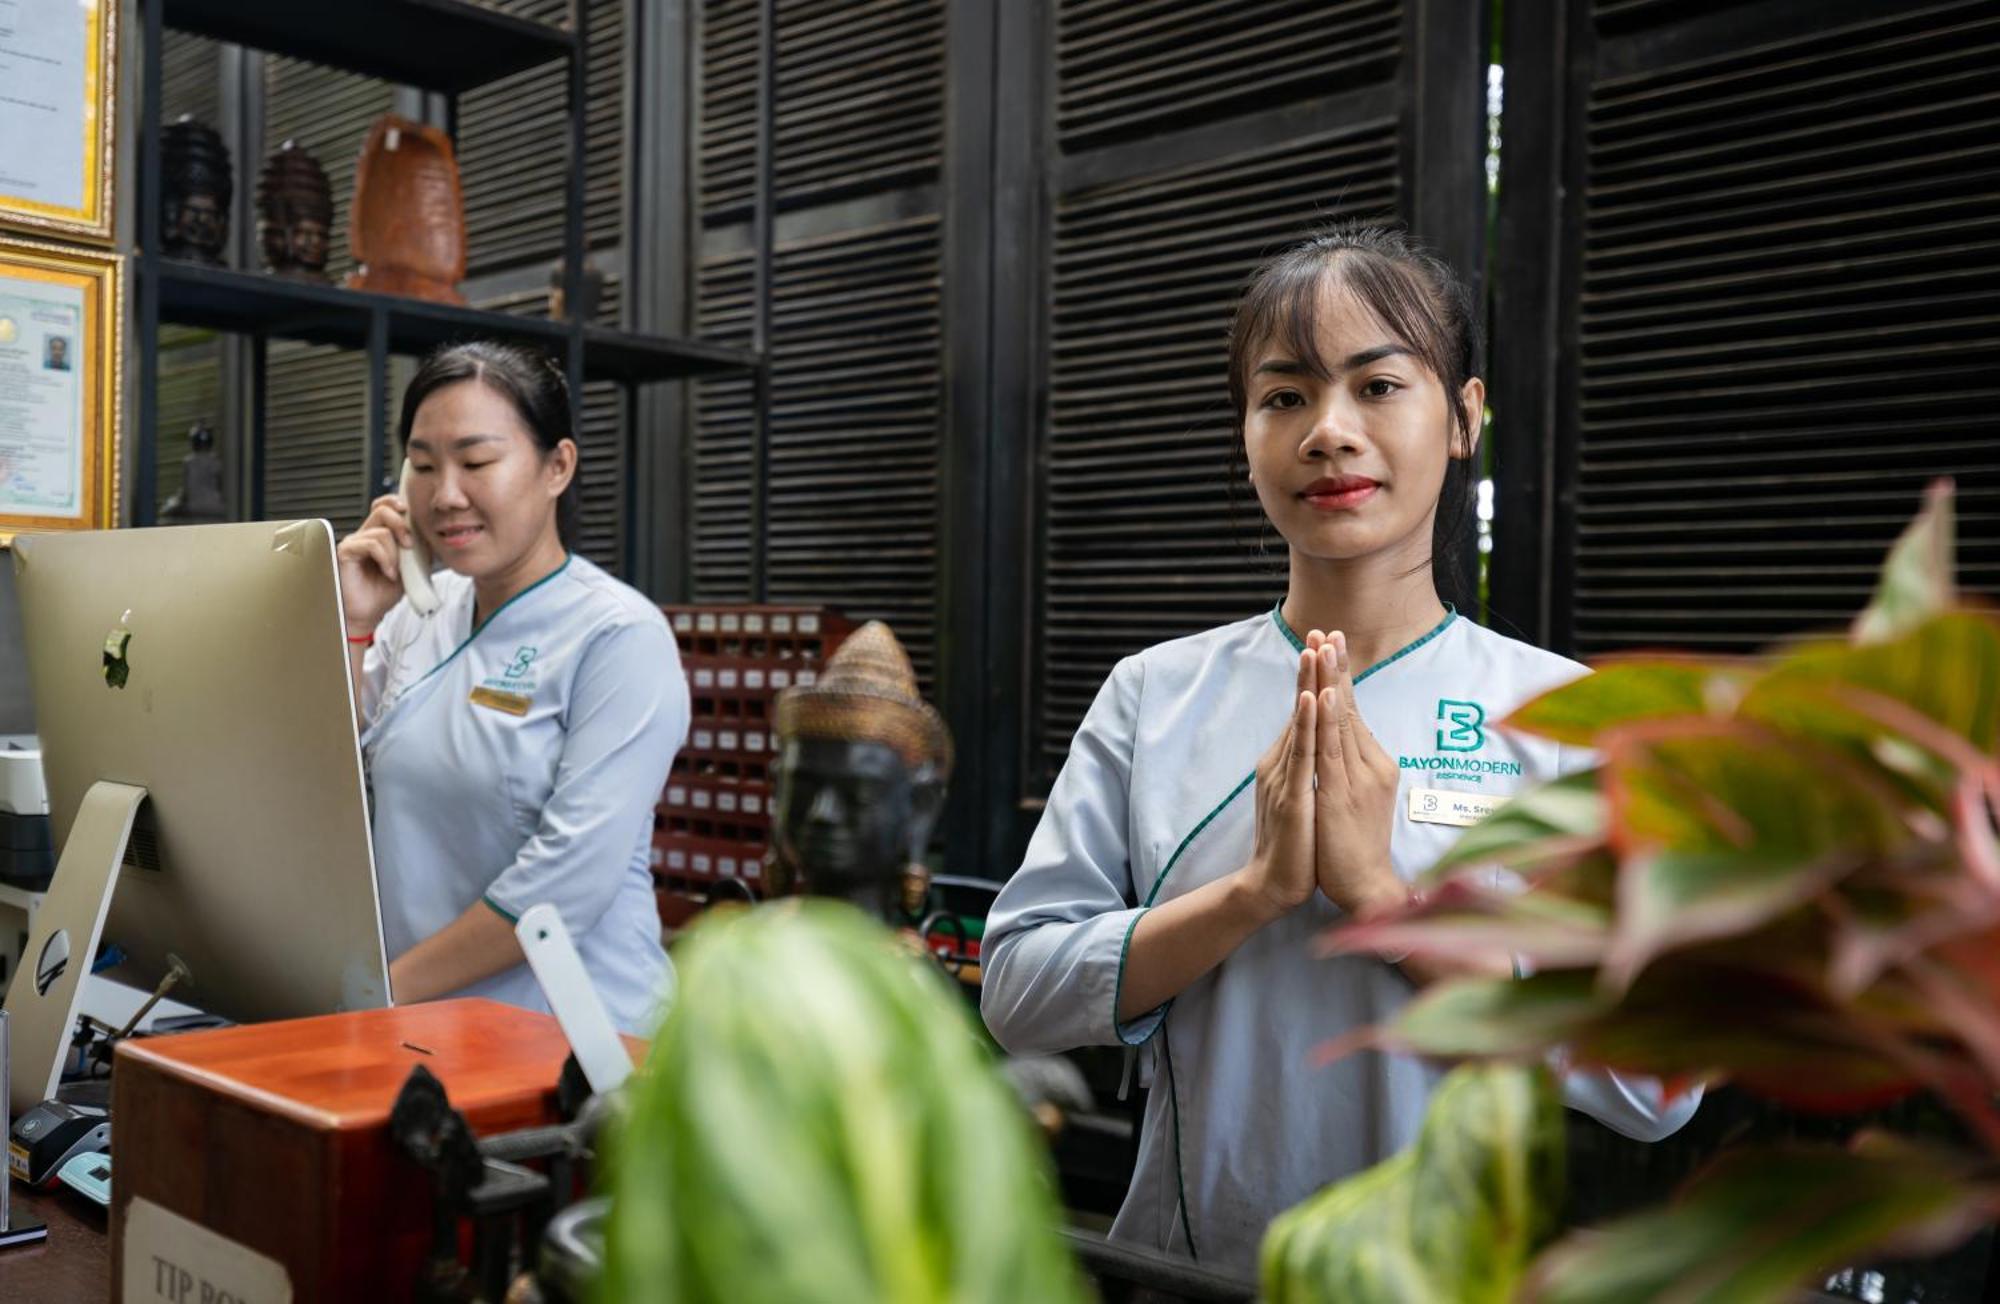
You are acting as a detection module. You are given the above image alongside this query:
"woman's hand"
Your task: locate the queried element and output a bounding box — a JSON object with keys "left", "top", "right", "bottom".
{"left": 1235, "top": 648, "right": 1321, "bottom": 922}
{"left": 336, "top": 493, "right": 417, "bottom": 636}
{"left": 1309, "top": 632, "right": 1408, "bottom": 919}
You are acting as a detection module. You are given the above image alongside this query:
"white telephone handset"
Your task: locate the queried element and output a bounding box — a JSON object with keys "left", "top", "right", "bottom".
{"left": 396, "top": 458, "right": 442, "bottom": 618}
{"left": 516, "top": 904, "right": 635, "bottom": 1095}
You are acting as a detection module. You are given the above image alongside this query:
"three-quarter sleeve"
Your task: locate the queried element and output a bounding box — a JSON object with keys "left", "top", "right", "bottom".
{"left": 982, "top": 657, "right": 1169, "bottom": 1054}
{"left": 482, "top": 618, "right": 689, "bottom": 934}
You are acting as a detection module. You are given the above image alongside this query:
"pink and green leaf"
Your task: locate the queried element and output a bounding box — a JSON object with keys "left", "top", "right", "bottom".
{"left": 1745, "top": 612, "right": 2000, "bottom": 766}
{"left": 1600, "top": 848, "right": 1859, "bottom": 994}
{"left": 1528, "top": 1137, "right": 1999, "bottom": 1304}
{"left": 1853, "top": 478, "right": 1957, "bottom": 645}
{"left": 1600, "top": 719, "right": 1905, "bottom": 862}
{"left": 1424, "top": 769, "right": 1608, "bottom": 882}
{"left": 1322, "top": 876, "right": 1613, "bottom": 972}
{"left": 1324, "top": 972, "right": 1612, "bottom": 1065}
{"left": 1587, "top": 721, "right": 1907, "bottom": 985}
{"left": 1503, "top": 661, "right": 1752, "bottom": 747}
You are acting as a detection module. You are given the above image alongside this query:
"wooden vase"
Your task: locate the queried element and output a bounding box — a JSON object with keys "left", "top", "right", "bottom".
{"left": 346, "top": 114, "right": 468, "bottom": 305}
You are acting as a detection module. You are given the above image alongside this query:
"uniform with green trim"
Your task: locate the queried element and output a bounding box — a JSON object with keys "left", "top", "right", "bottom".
{"left": 361, "top": 554, "right": 687, "bottom": 1033}
{"left": 982, "top": 607, "right": 1697, "bottom": 1272}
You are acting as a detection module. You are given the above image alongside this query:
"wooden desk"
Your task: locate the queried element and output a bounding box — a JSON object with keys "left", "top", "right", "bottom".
{"left": 0, "top": 1183, "right": 110, "bottom": 1300}
{"left": 112, "top": 999, "right": 632, "bottom": 1302}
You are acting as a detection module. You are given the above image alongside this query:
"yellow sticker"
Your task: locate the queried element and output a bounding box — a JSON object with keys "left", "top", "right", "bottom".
{"left": 469, "top": 686, "right": 531, "bottom": 716}
{"left": 1407, "top": 787, "right": 1503, "bottom": 828}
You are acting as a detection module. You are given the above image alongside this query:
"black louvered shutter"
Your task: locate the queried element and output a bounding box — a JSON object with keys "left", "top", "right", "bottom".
{"left": 1030, "top": 0, "right": 1486, "bottom": 787}
{"left": 259, "top": 58, "right": 395, "bottom": 533}
{"left": 690, "top": 0, "right": 946, "bottom": 686}
{"left": 157, "top": 33, "right": 226, "bottom": 517}
{"left": 1492, "top": 0, "right": 2000, "bottom": 655}
{"left": 1493, "top": 5, "right": 2000, "bottom": 1288}
{"left": 462, "top": 0, "right": 631, "bottom": 573}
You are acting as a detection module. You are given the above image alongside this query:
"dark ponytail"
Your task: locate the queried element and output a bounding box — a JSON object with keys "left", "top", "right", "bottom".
{"left": 398, "top": 341, "right": 580, "bottom": 548}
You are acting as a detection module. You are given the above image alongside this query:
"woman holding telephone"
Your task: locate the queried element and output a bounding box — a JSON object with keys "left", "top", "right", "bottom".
{"left": 336, "top": 341, "right": 687, "bottom": 1034}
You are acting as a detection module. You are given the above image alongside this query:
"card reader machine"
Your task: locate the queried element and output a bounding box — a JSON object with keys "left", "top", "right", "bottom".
{"left": 9, "top": 1098, "right": 110, "bottom": 1187}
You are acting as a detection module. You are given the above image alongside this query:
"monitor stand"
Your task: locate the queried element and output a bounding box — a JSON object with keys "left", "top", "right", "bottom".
{"left": 3, "top": 780, "right": 146, "bottom": 1119}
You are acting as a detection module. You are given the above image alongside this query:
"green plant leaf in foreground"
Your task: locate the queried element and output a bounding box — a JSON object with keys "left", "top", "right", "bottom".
{"left": 1597, "top": 720, "right": 1905, "bottom": 989}
{"left": 1368, "top": 965, "right": 1924, "bottom": 1116}
{"left": 1261, "top": 1064, "right": 1562, "bottom": 1304}
{"left": 1324, "top": 872, "right": 1613, "bottom": 973}
{"left": 1853, "top": 478, "right": 1956, "bottom": 645}
{"left": 1504, "top": 661, "right": 1750, "bottom": 747}
{"left": 1745, "top": 611, "right": 2000, "bottom": 771}
{"left": 1425, "top": 769, "right": 1608, "bottom": 882}
{"left": 1528, "top": 1137, "right": 1999, "bottom": 1304}
{"left": 600, "top": 902, "right": 1087, "bottom": 1304}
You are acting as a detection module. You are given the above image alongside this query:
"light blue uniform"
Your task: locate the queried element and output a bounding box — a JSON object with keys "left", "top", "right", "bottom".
{"left": 359, "top": 554, "right": 687, "bottom": 1034}
{"left": 982, "top": 607, "right": 1699, "bottom": 1272}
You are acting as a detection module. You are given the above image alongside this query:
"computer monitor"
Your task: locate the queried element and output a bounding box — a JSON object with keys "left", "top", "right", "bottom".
{"left": 5, "top": 520, "right": 389, "bottom": 1113}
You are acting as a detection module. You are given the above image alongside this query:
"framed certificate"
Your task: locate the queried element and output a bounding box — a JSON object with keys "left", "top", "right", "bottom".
{"left": 0, "top": 0, "right": 118, "bottom": 243}
{"left": 0, "top": 238, "right": 123, "bottom": 545}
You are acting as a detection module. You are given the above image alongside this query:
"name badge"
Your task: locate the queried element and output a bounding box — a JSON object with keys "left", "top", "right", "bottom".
{"left": 469, "top": 686, "right": 531, "bottom": 716}
{"left": 1407, "top": 787, "right": 1503, "bottom": 828}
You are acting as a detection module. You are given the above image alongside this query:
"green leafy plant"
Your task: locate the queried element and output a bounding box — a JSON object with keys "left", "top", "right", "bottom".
{"left": 1262, "top": 1063, "right": 1564, "bottom": 1303}
{"left": 1278, "top": 483, "right": 2000, "bottom": 1301}
{"left": 600, "top": 901, "right": 1088, "bottom": 1304}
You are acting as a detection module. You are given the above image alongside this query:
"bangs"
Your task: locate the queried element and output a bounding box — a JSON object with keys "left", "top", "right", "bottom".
{"left": 1227, "top": 243, "right": 1469, "bottom": 416}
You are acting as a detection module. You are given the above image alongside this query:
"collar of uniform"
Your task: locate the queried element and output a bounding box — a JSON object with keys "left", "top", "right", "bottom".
{"left": 1268, "top": 602, "right": 1459, "bottom": 685}
{"left": 412, "top": 553, "right": 574, "bottom": 694}
{"left": 468, "top": 552, "right": 574, "bottom": 640}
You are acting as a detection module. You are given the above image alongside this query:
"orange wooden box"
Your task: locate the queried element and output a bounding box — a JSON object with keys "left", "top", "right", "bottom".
{"left": 109, "top": 998, "right": 631, "bottom": 1302}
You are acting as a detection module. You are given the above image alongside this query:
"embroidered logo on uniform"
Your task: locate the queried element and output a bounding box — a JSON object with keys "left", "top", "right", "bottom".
{"left": 478, "top": 645, "right": 541, "bottom": 707}
{"left": 1436, "top": 699, "right": 1486, "bottom": 753}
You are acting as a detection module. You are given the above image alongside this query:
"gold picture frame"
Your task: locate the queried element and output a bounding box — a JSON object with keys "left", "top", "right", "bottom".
{"left": 0, "top": 0, "right": 119, "bottom": 244}
{"left": 0, "top": 238, "right": 124, "bottom": 546}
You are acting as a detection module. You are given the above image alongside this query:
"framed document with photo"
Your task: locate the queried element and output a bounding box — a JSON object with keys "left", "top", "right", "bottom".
{"left": 0, "top": 0, "right": 118, "bottom": 243}
{"left": 0, "top": 238, "right": 122, "bottom": 545}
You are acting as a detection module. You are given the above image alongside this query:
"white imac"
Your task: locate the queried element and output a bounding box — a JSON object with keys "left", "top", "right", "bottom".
{"left": 4, "top": 520, "right": 390, "bottom": 1114}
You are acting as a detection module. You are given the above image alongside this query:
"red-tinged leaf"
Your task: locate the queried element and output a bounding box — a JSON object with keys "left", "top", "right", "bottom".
{"left": 1745, "top": 611, "right": 2000, "bottom": 766}
{"left": 1562, "top": 971, "right": 1924, "bottom": 1115}
{"left": 1601, "top": 719, "right": 1906, "bottom": 863}
{"left": 1322, "top": 972, "right": 1612, "bottom": 1067}
{"left": 1354, "top": 944, "right": 1924, "bottom": 1113}
{"left": 1933, "top": 920, "right": 2000, "bottom": 1006}
{"left": 1953, "top": 776, "right": 2000, "bottom": 890}
{"left": 1900, "top": 953, "right": 2000, "bottom": 1088}
{"left": 1527, "top": 1138, "right": 1999, "bottom": 1304}
{"left": 1591, "top": 721, "right": 1906, "bottom": 986}
{"left": 1853, "top": 478, "right": 1957, "bottom": 645}
{"left": 1321, "top": 876, "right": 1613, "bottom": 972}
{"left": 1821, "top": 847, "right": 2000, "bottom": 997}
{"left": 1522, "top": 847, "right": 1623, "bottom": 911}
{"left": 1503, "top": 660, "right": 1752, "bottom": 747}
{"left": 1600, "top": 848, "right": 1859, "bottom": 995}
{"left": 1424, "top": 769, "right": 1608, "bottom": 882}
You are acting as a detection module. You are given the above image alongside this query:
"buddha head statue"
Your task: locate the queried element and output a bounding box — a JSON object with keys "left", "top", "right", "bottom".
{"left": 768, "top": 622, "right": 952, "bottom": 920}
{"left": 161, "top": 116, "right": 232, "bottom": 265}
{"left": 256, "top": 141, "right": 334, "bottom": 282}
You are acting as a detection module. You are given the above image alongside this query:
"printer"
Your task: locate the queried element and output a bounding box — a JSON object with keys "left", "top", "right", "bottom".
{"left": 0, "top": 737, "right": 51, "bottom": 891}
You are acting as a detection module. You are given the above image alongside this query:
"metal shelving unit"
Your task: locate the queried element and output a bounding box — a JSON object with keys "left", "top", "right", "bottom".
{"left": 133, "top": 0, "right": 765, "bottom": 551}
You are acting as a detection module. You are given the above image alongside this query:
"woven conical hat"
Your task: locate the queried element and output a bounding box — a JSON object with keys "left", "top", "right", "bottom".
{"left": 773, "top": 621, "right": 952, "bottom": 777}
